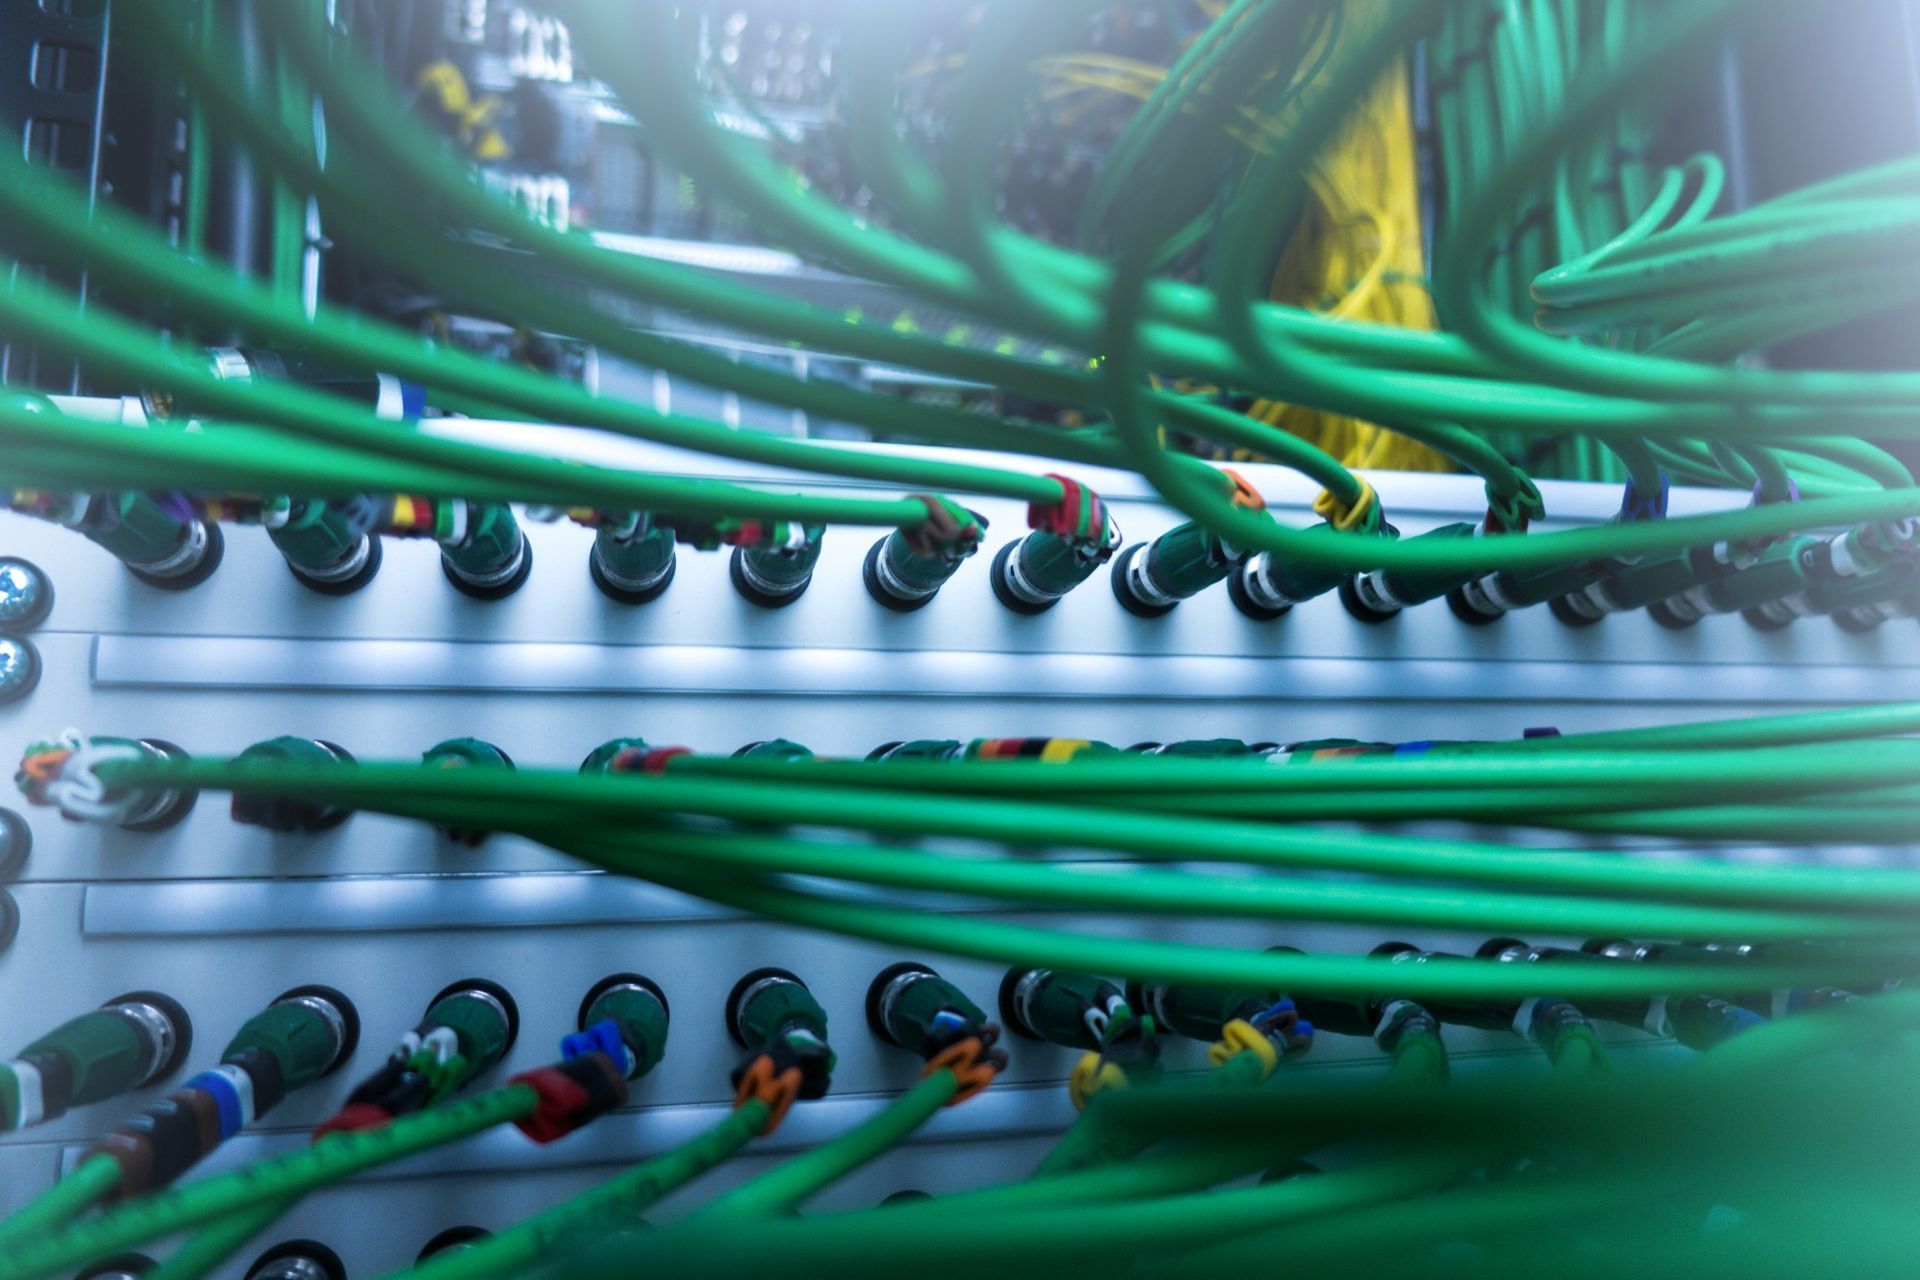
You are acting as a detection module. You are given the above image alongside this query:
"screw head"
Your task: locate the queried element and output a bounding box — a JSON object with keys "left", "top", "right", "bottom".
{"left": 0, "top": 635, "right": 41, "bottom": 705}
{"left": 0, "top": 558, "right": 52, "bottom": 632}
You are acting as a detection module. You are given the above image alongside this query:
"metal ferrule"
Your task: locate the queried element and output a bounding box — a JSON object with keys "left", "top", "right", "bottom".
{"left": 1658, "top": 584, "right": 1714, "bottom": 625}
{"left": 1235, "top": 556, "right": 1305, "bottom": 612}
{"left": 1136, "top": 981, "right": 1174, "bottom": 1029}
{"left": 1559, "top": 581, "right": 1611, "bottom": 621}
{"left": 109, "top": 999, "right": 180, "bottom": 1086}
{"left": 297, "top": 535, "right": 374, "bottom": 584}
{"left": 1125, "top": 548, "right": 1182, "bottom": 609}
{"left": 872, "top": 542, "right": 941, "bottom": 603}
{"left": 1352, "top": 570, "right": 1410, "bottom": 616}
{"left": 734, "top": 548, "right": 806, "bottom": 599}
{"left": 278, "top": 993, "right": 349, "bottom": 1055}
{"left": 121, "top": 741, "right": 185, "bottom": 827}
{"left": 443, "top": 986, "right": 511, "bottom": 1038}
{"left": 733, "top": 974, "right": 799, "bottom": 1041}
{"left": 999, "top": 540, "right": 1060, "bottom": 606}
{"left": 447, "top": 533, "right": 526, "bottom": 589}
{"left": 1011, "top": 969, "right": 1050, "bottom": 1034}
{"left": 1752, "top": 593, "right": 1816, "bottom": 627}
{"left": 207, "top": 346, "right": 256, "bottom": 384}
{"left": 875, "top": 967, "right": 931, "bottom": 1034}
{"left": 252, "top": 1256, "right": 332, "bottom": 1280}
{"left": 125, "top": 519, "right": 212, "bottom": 578}
{"left": 1457, "top": 573, "right": 1520, "bottom": 619}
{"left": 591, "top": 541, "right": 673, "bottom": 594}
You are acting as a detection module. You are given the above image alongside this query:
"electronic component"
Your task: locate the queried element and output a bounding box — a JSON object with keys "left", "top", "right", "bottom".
{"left": 725, "top": 968, "right": 835, "bottom": 1111}
{"left": 864, "top": 962, "right": 1006, "bottom": 1090}
{"left": 15, "top": 736, "right": 197, "bottom": 832}
{"left": 268, "top": 500, "right": 383, "bottom": 596}
{"left": 1, "top": 993, "right": 193, "bottom": 1134}
{"left": 731, "top": 522, "right": 825, "bottom": 608}
{"left": 318, "top": 980, "right": 516, "bottom": 1137}
{"left": 575, "top": 973, "right": 670, "bottom": 1082}
{"left": 990, "top": 479, "right": 1120, "bottom": 613}
{"left": 437, "top": 502, "right": 533, "bottom": 601}
{"left": 863, "top": 502, "right": 985, "bottom": 611}
{"left": 1111, "top": 519, "right": 1243, "bottom": 617}
{"left": 588, "top": 512, "right": 677, "bottom": 604}
{"left": 89, "top": 987, "right": 356, "bottom": 1198}
{"left": 230, "top": 738, "right": 355, "bottom": 833}
{"left": 420, "top": 738, "right": 515, "bottom": 846}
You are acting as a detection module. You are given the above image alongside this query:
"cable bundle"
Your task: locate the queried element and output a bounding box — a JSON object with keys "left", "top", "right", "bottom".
{"left": 4, "top": 0, "right": 1920, "bottom": 1274}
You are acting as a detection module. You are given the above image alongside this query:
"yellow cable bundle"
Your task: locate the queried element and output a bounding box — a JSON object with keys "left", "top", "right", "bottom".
{"left": 1261, "top": 2, "right": 1451, "bottom": 475}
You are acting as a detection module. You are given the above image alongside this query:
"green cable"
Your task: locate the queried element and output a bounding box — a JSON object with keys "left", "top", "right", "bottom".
{"left": 0, "top": 132, "right": 1073, "bottom": 511}
{"left": 144, "top": 1199, "right": 288, "bottom": 1280}
{"left": 572, "top": 824, "right": 1858, "bottom": 944}
{"left": 1515, "top": 701, "right": 1920, "bottom": 751}
{"left": 873, "top": 1140, "right": 1275, "bottom": 1217}
{"left": 1437, "top": 0, "right": 1920, "bottom": 411}
{"left": 0, "top": 1087, "right": 536, "bottom": 1280}
{"left": 1032, "top": 1049, "right": 1276, "bottom": 1177}
{"left": 97, "top": 751, "right": 1920, "bottom": 917}
{"left": 562, "top": 842, "right": 1913, "bottom": 1005}
{"left": 93, "top": 751, "right": 1920, "bottom": 919}
{"left": 0, "top": 1156, "right": 121, "bottom": 1252}
{"left": 392, "top": 1101, "right": 771, "bottom": 1280}
{"left": 0, "top": 278, "right": 939, "bottom": 527}
{"left": 568, "top": 1148, "right": 1464, "bottom": 1278}
{"left": 699, "top": 1072, "right": 956, "bottom": 1219}
{"left": 247, "top": 12, "right": 1106, "bottom": 487}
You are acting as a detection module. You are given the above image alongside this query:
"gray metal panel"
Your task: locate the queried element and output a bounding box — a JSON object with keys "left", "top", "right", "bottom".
{"left": 0, "top": 434, "right": 1901, "bottom": 1276}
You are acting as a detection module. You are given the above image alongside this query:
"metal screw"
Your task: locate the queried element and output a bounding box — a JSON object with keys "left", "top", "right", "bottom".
{"left": 0, "top": 557, "right": 52, "bottom": 632}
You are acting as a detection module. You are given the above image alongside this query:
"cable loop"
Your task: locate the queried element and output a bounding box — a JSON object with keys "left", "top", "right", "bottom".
{"left": 1313, "top": 477, "right": 1378, "bottom": 531}
{"left": 1067, "top": 1051, "right": 1129, "bottom": 1112}
{"left": 902, "top": 494, "right": 986, "bottom": 557}
{"left": 732, "top": 1054, "right": 804, "bottom": 1135}
{"left": 1223, "top": 469, "right": 1267, "bottom": 512}
{"left": 923, "top": 1036, "right": 1002, "bottom": 1106}
{"left": 1206, "top": 1018, "right": 1281, "bottom": 1078}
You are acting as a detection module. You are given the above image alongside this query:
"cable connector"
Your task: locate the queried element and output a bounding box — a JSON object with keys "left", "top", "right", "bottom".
{"left": 1373, "top": 999, "right": 1443, "bottom": 1055}
{"left": 1224, "top": 469, "right": 1266, "bottom": 513}
{"left": 510, "top": 1052, "right": 629, "bottom": 1144}
{"left": 15, "top": 732, "right": 195, "bottom": 831}
{"left": 1484, "top": 475, "right": 1545, "bottom": 535}
{"left": 903, "top": 495, "right": 987, "bottom": 558}
{"left": 16, "top": 731, "right": 143, "bottom": 824}
{"left": 1618, "top": 471, "right": 1671, "bottom": 524}
{"left": 729, "top": 1032, "right": 834, "bottom": 1136}
{"left": 923, "top": 1034, "right": 1006, "bottom": 1106}
{"left": 1026, "top": 474, "right": 1114, "bottom": 548}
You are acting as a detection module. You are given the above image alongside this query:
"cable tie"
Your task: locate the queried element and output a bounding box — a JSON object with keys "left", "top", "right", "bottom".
{"left": 922, "top": 1035, "right": 1005, "bottom": 1106}
{"left": 1206, "top": 1018, "right": 1280, "bottom": 1078}
{"left": 1067, "top": 1051, "right": 1129, "bottom": 1112}
{"left": 1619, "top": 471, "right": 1672, "bottom": 523}
{"left": 732, "top": 1054, "right": 803, "bottom": 1135}
{"left": 1312, "top": 477, "right": 1377, "bottom": 532}
{"left": 902, "top": 494, "right": 987, "bottom": 558}
{"left": 561, "top": 1019, "right": 626, "bottom": 1066}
